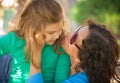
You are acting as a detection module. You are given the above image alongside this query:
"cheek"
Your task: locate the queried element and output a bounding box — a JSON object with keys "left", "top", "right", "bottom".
{"left": 44, "top": 34, "right": 52, "bottom": 41}
{"left": 76, "top": 36, "right": 83, "bottom": 47}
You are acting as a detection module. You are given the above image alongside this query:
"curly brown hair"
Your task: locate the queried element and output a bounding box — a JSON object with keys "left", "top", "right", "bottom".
{"left": 76, "top": 20, "right": 120, "bottom": 83}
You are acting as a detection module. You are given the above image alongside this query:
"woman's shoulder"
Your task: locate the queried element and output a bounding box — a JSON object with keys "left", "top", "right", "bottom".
{"left": 63, "top": 72, "right": 89, "bottom": 83}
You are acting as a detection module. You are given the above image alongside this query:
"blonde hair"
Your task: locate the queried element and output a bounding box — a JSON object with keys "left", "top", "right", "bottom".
{"left": 12, "top": 0, "right": 68, "bottom": 68}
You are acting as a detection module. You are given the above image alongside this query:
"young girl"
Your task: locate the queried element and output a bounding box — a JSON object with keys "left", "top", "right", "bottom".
{"left": 0, "top": 0, "right": 71, "bottom": 83}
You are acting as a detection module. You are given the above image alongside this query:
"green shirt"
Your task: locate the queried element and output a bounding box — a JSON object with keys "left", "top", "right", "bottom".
{"left": 0, "top": 32, "right": 30, "bottom": 83}
{"left": 0, "top": 31, "right": 71, "bottom": 83}
{"left": 42, "top": 44, "right": 71, "bottom": 83}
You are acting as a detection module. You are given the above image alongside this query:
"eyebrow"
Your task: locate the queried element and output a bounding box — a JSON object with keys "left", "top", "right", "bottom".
{"left": 47, "top": 28, "right": 62, "bottom": 33}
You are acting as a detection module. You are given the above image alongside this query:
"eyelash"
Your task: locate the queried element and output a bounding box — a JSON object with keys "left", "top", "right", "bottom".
{"left": 48, "top": 32, "right": 54, "bottom": 34}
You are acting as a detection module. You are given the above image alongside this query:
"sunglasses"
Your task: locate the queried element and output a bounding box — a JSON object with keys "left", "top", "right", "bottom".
{"left": 70, "top": 26, "right": 83, "bottom": 50}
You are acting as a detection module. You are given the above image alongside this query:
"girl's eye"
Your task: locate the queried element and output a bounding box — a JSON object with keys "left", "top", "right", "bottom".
{"left": 48, "top": 32, "right": 54, "bottom": 34}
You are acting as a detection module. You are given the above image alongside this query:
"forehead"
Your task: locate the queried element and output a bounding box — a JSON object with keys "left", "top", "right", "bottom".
{"left": 78, "top": 26, "right": 89, "bottom": 39}
{"left": 44, "top": 20, "right": 63, "bottom": 32}
{"left": 79, "top": 26, "right": 89, "bottom": 32}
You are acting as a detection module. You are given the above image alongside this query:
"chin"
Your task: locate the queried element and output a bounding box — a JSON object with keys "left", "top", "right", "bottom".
{"left": 46, "top": 42, "right": 55, "bottom": 45}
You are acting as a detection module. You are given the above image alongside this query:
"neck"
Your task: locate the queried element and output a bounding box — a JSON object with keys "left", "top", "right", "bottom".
{"left": 30, "top": 63, "right": 41, "bottom": 76}
{"left": 70, "top": 57, "right": 82, "bottom": 75}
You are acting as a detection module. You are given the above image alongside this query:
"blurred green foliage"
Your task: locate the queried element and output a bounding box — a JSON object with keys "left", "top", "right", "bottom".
{"left": 71, "top": 0, "right": 120, "bottom": 35}
{"left": 118, "top": 39, "right": 120, "bottom": 45}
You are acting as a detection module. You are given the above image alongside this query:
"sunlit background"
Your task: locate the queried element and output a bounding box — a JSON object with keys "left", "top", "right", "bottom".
{"left": 0, "top": 0, "right": 120, "bottom": 82}
{"left": 0, "top": 0, "right": 120, "bottom": 46}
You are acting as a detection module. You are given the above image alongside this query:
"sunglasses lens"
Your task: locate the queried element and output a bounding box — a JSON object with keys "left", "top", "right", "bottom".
{"left": 70, "top": 26, "right": 82, "bottom": 44}
{"left": 70, "top": 33, "right": 77, "bottom": 44}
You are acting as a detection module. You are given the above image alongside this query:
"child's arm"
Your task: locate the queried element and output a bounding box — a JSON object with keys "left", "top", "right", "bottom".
{"left": 55, "top": 52, "right": 71, "bottom": 83}
{"left": 0, "top": 34, "right": 10, "bottom": 56}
